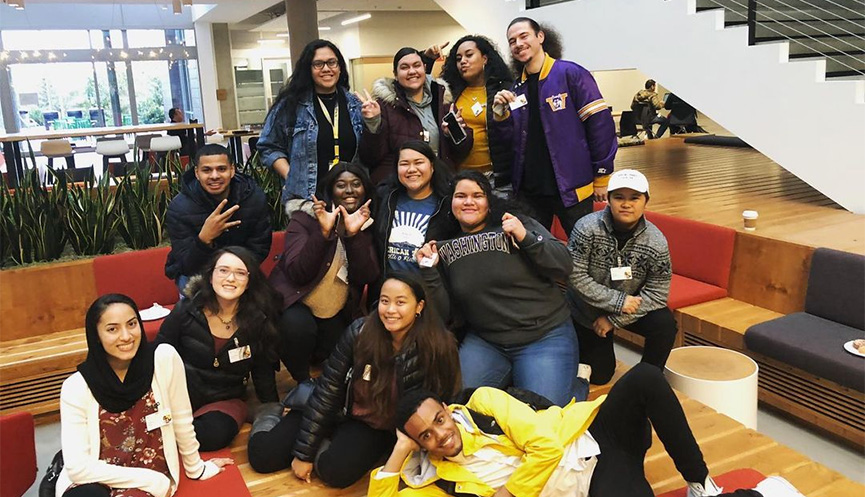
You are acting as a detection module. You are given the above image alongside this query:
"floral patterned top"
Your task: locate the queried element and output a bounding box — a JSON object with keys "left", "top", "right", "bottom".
{"left": 97, "top": 389, "right": 170, "bottom": 497}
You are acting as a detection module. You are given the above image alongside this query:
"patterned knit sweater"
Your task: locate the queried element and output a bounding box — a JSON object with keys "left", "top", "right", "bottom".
{"left": 566, "top": 208, "right": 671, "bottom": 329}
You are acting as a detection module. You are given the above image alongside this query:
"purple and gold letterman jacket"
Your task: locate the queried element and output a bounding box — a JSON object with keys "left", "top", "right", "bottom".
{"left": 496, "top": 54, "right": 618, "bottom": 207}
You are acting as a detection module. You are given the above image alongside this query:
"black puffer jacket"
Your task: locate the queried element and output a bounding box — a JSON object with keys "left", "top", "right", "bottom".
{"left": 164, "top": 168, "right": 272, "bottom": 279}
{"left": 292, "top": 318, "right": 423, "bottom": 462}
{"left": 155, "top": 278, "right": 279, "bottom": 410}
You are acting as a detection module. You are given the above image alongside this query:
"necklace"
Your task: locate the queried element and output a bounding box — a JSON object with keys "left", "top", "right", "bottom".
{"left": 216, "top": 313, "right": 234, "bottom": 330}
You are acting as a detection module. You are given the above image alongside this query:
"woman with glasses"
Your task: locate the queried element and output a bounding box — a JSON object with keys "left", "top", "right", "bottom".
{"left": 157, "top": 246, "right": 283, "bottom": 451}
{"left": 258, "top": 39, "right": 364, "bottom": 202}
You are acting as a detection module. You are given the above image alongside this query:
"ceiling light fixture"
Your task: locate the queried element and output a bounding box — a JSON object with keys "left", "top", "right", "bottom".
{"left": 257, "top": 39, "right": 284, "bottom": 45}
{"left": 275, "top": 33, "right": 289, "bottom": 38}
{"left": 318, "top": 26, "right": 331, "bottom": 31}
{"left": 340, "top": 13, "right": 371, "bottom": 26}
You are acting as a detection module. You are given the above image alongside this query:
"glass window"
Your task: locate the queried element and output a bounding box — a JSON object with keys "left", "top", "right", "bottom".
{"left": 2, "top": 30, "right": 91, "bottom": 50}
{"left": 132, "top": 61, "right": 170, "bottom": 124}
{"left": 9, "top": 62, "right": 102, "bottom": 130}
{"left": 126, "top": 30, "right": 166, "bottom": 48}
{"left": 183, "top": 29, "right": 196, "bottom": 47}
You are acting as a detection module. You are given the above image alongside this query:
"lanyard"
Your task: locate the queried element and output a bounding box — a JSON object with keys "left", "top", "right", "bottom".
{"left": 317, "top": 96, "right": 340, "bottom": 168}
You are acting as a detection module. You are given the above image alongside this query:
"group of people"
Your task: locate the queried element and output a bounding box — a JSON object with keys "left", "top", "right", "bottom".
{"left": 55, "top": 15, "right": 800, "bottom": 497}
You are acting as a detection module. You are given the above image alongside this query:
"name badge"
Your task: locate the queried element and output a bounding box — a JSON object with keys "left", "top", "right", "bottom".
{"left": 362, "top": 364, "right": 372, "bottom": 381}
{"left": 471, "top": 101, "right": 484, "bottom": 116}
{"left": 610, "top": 266, "right": 633, "bottom": 281}
{"left": 145, "top": 411, "right": 172, "bottom": 431}
{"left": 228, "top": 345, "right": 252, "bottom": 363}
{"left": 421, "top": 130, "right": 430, "bottom": 142}
{"left": 509, "top": 94, "right": 528, "bottom": 110}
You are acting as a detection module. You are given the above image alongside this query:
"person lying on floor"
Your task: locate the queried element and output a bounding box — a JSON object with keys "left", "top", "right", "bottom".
{"left": 370, "top": 363, "right": 806, "bottom": 497}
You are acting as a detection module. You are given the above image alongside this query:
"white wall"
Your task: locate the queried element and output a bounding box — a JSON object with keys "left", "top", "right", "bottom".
{"left": 435, "top": 0, "right": 865, "bottom": 214}
{"left": 194, "top": 21, "right": 220, "bottom": 131}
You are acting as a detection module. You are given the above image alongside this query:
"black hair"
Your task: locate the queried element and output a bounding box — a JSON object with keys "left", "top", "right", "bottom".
{"left": 266, "top": 39, "right": 350, "bottom": 129}
{"left": 645, "top": 79, "right": 656, "bottom": 90}
{"left": 440, "top": 35, "right": 513, "bottom": 99}
{"left": 316, "top": 161, "right": 378, "bottom": 215}
{"left": 394, "top": 140, "right": 453, "bottom": 198}
{"left": 450, "top": 170, "right": 529, "bottom": 229}
{"left": 393, "top": 47, "right": 423, "bottom": 72}
{"left": 193, "top": 246, "right": 282, "bottom": 362}
{"left": 195, "top": 143, "right": 232, "bottom": 166}
{"left": 395, "top": 388, "right": 445, "bottom": 433}
{"left": 168, "top": 107, "right": 181, "bottom": 120}
{"left": 507, "top": 18, "right": 564, "bottom": 76}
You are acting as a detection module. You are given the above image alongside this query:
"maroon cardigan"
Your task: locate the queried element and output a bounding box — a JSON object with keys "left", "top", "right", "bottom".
{"left": 359, "top": 77, "right": 472, "bottom": 185}
{"left": 268, "top": 205, "right": 380, "bottom": 316}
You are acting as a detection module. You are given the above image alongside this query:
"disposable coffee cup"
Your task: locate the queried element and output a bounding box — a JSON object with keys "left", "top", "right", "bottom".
{"left": 742, "top": 210, "right": 758, "bottom": 231}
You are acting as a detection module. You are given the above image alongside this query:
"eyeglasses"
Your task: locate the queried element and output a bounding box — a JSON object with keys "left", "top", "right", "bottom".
{"left": 215, "top": 266, "right": 249, "bottom": 281}
{"left": 312, "top": 59, "right": 339, "bottom": 70}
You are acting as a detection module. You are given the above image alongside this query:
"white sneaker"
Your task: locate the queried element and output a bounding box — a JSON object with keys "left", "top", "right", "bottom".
{"left": 577, "top": 363, "right": 592, "bottom": 381}
{"left": 686, "top": 476, "right": 723, "bottom": 497}
{"left": 753, "top": 476, "right": 805, "bottom": 497}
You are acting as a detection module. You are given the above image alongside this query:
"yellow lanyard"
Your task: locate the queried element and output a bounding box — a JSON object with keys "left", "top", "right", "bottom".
{"left": 317, "top": 95, "right": 340, "bottom": 168}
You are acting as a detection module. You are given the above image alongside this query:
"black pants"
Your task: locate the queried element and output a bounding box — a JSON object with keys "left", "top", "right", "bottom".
{"left": 278, "top": 303, "right": 349, "bottom": 382}
{"left": 521, "top": 193, "right": 594, "bottom": 236}
{"left": 588, "top": 364, "right": 764, "bottom": 497}
{"left": 576, "top": 307, "right": 678, "bottom": 385}
{"left": 648, "top": 115, "right": 670, "bottom": 139}
{"left": 63, "top": 485, "right": 111, "bottom": 497}
{"left": 247, "top": 410, "right": 396, "bottom": 488}
{"left": 193, "top": 411, "right": 239, "bottom": 451}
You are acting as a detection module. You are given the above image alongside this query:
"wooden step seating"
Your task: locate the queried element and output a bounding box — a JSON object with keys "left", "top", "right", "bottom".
{"left": 226, "top": 362, "right": 863, "bottom": 497}
{"left": 616, "top": 234, "right": 865, "bottom": 448}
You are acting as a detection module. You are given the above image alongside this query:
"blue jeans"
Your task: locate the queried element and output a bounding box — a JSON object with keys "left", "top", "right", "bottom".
{"left": 175, "top": 275, "right": 190, "bottom": 299}
{"left": 458, "top": 319, "right": 588, "bottom": 406}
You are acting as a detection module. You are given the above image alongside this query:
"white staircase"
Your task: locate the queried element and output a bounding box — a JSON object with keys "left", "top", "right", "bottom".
{"left": 435, "top": 0, "right": 865, "bottom": 214}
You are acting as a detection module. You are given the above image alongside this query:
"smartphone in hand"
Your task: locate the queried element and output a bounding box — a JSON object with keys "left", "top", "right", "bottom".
{"left": 443, "top": 111, "right": 467, "bottom": 145}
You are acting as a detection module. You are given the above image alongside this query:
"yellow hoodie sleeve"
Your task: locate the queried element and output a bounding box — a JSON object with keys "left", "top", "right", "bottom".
{"left": 467, "top": 387, "right": 563, "bottom": 497}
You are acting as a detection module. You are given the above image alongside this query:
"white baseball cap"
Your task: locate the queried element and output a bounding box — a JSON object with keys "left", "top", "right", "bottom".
{"left": 607, "top": 169, "right": 649, "bottom": 195}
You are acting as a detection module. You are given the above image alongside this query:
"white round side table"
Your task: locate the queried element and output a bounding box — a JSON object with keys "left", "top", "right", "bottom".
{"left": 664, "top": 346, "right": 759, "bottom": 429}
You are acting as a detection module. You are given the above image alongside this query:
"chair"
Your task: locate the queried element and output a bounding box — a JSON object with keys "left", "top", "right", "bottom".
{"left": 95, "top": 138, "right": 130, "bottom": 177}
{"left": 0, "top": 412, "right": 37, "bottom": 497}
{"left": 619, "top": 111, "right": 639, "bottom": 138}
{"left": 151, "top": 135, "right": 184, "bottom": 172}
{"left": 134, "top": 134, "right": 160, "bottom": 165}
{"left": 630, "top": 102, "right": 653, "bottom": 138}
{"left": 40, "top": 139, "right": 76, "bottom": 175}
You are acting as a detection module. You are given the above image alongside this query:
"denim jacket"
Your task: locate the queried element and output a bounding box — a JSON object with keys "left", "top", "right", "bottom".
{"left": 258, "top": 88, "right": 364, "bottom": 201}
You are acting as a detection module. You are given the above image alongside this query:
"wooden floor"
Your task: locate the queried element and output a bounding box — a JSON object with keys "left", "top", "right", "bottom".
{"left": 230, "top": 364, "right": 865, "bottom": 497}
{"left": 617, "top": 139, "right": 865, "bottom": 255}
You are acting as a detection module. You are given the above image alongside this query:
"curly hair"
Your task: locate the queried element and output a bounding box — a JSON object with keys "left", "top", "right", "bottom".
{"left": 440, "top": 35, "right": 513, "bottom": 99}
{"left": 266, "top": 39, "right": 350, "bottom": 129}
{"left": 507, "top": 18, "right": 564, "bottom": 76}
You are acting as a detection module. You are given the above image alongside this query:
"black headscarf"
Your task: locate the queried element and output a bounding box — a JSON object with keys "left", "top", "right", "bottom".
{"left": 77, "top": 294, "right": 156, "bottom": 413}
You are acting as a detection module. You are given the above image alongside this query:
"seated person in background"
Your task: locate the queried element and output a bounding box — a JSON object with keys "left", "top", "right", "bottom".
{"left": 373, "top": 364, "right": 800, "bottom": 497}
{"left": 416, "top": 171, "right": 586, "bottom": 406}
{"left": 631, "top": 79, "right": 670, "bottom": 139}
{"left": 58, "top": 294, "right": 232, "bottom": 497}
{"left": 166, "top": 107, "right": 193, "bottom": 157}
{"left": 567, "top": 169, "right": 676, "bottom": 385}
{"left": 269, "top": 162, "right": 380, "bottom": 383}
{"left": 157, "top": 247, "right": 281, "bottom": 451}
{"left": 247, "top": 272, "right": 461, "bottom": 490}
{"left": 165, "top": 143, "right": 272, "bottom": 294}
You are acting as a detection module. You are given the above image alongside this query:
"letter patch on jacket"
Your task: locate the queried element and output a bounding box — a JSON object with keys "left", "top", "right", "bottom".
{"left": 546, "top": 93, "right": 568, "bottom": 112}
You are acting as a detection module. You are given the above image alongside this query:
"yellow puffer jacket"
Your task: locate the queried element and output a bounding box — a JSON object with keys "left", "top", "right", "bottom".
{"left": 368, "top": 387, "right": 606, "bottom": 497}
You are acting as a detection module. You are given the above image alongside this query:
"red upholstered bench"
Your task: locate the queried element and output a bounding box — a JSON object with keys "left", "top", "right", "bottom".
{"left": 93, "top": 246, "right": 178, "bottom": 341}
{"left": 0, "top": 412, "right": 37, "bottom": 497}
{"left": 645, "top": 212, "right": 735, "bottom": 310}
{"left": 175, "top": 448, "right": 252, "bottom": 497}
{"left": 657, "top": 468, "right": 765, "bottom": 497}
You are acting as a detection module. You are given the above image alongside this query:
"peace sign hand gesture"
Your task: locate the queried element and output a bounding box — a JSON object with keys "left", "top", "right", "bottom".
{"left": 311, "top": 195, "right": 339, "bottom": 238}
{"left": 354, "top": 89, "right": 381, "bottom": 119}
{"left": 340, "top": 199, "right": 372, "bottom": 237}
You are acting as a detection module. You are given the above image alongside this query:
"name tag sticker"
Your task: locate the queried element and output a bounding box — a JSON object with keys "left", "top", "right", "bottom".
{"left": 610, "top": 266, "right": 633, "bottom": 281}
{"left": 145, "top": 411, "right": 171, "bottom": 431}
{"left": 509, "top": 94, "right": 528, "bottom": 110}
{"left": 471, "top": 101, "right": 484, "bottom": 116}
{"left": 422, "top": 130, "right": 430, "bottom": 142}
{"left": 228, "top": 345, "right": 252, "bottom": 363}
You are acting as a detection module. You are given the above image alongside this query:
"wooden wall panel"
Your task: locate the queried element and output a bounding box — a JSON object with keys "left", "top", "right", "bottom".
{"left": 728, "top": 233, "right": 813, "bottom": 314}
{"left": 0, "top": 259, "right": 97, "bottom": 341}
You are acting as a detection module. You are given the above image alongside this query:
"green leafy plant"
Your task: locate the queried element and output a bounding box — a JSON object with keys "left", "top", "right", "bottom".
{"left": 162, "top": 151, "right": 187, "bottom": 199}
{"left": 116, "top": 165, "right": 169, "bottom": 250}
{"left": 241, "top": 152, "right": 287, "bottom": 231}
{"left": 66, "top": 171, "right": 121, "bottom": 256}
{"left": 0, "top": 147, "right": 68, "bottom": 266}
